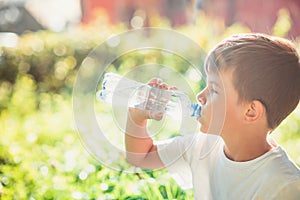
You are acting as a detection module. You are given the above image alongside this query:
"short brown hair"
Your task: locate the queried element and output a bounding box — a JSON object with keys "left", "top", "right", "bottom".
{"left": 205, "top": 33, "right": 300, "bottom": 129}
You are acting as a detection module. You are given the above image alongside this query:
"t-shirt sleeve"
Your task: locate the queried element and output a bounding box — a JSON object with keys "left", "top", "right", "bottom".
{"left": 156, "top": 134, "right": 198, "bottom": 190}
{"left": 271, "top": 178, "right": 300, "bottom": 200}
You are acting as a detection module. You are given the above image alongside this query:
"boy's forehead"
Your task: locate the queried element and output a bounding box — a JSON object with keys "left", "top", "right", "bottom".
{"left": 206, "top": 70, "right": 222, "bottom": 83}
{"left": 206, "top": 69, "right": 234, "bottom": 88}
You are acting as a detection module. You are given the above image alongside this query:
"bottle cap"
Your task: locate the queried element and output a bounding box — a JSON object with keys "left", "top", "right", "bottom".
{"left": 191, "top": 103, "right": 201, "bottom": 117}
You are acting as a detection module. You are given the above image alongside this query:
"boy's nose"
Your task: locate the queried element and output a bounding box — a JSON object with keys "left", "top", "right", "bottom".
{"left": 196, "top": 89, "right": 207, "bottom": 105}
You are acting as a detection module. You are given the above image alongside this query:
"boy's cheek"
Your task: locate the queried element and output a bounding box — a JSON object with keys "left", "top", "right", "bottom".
{"left": 202, "top": 102, "right": 226, "bottom": 122}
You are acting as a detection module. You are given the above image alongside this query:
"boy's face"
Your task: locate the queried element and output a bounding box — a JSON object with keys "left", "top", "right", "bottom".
{"left": 196, "top": 69, "right": 245, "bottom": 136}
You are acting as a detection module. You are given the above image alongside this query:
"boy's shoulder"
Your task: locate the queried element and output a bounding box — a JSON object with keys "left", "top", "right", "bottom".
{"left": 261, "top": 148, "right": 300, "bottom": 200}
{"left": 260, "top": 146, "right": 300, "bottom": 188}
{"left": 265, "top": 146, "right": 300, "bottom": 175}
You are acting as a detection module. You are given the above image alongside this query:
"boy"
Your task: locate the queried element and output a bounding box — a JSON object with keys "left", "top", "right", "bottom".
{"left": 125, "top": 33, "right": 300, "bottom": 199}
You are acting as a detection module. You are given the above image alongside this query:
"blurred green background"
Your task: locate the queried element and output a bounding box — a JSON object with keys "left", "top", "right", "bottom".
{"left": 0, "top": 1, "right": 300, "bottom": 199}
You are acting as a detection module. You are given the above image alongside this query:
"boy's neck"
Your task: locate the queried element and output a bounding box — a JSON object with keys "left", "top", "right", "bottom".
{"left": 222, "top": 129, "right": 276, "bottom": 162}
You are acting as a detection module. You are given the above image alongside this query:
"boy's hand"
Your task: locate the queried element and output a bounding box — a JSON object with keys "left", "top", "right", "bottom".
{"left": 128, "top": 78, "right": 175, "bottom": 123}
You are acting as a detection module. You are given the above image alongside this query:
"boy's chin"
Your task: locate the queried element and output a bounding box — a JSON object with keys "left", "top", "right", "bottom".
{"left": 200, "top": 126, "right": 222, "bottom": 136}
{"left": 199, "top": 126, "right": 208, "bottom": 133}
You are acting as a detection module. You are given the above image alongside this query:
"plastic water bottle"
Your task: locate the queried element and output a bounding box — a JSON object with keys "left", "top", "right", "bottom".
{"left": 96, "top": 73, "right": 201, "bottom": 120}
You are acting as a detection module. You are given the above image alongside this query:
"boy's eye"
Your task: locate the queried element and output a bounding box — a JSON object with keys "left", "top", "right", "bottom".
{"left": 209, "top": 87, "right": 218, "bottom": 95}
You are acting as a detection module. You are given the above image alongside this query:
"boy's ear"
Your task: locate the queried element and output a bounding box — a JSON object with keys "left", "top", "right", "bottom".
{"left": 244, "top": 100, "right": 265, "bottom": 123}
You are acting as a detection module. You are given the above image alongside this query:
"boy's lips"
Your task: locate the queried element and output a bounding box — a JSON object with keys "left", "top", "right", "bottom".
{"left": 197, "top": 108, "right": 205, "bottom": 121}
{"left": 197, "top": 110, "right": 208, "bottom": 126}
{"left": 197, "top": 115, "right": 205, "bottom": 124}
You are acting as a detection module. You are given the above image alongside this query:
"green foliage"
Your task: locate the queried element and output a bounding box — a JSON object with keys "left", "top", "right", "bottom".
{"left": 0, "top": 12, "right": 299, "bottom": 199}
{"left": 272, "top": 8, "right": 292, "bottom": 37}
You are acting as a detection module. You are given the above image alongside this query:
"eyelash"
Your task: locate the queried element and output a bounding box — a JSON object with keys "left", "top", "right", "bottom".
{"left": 209, "top": 87, "right": 218, "bottom": 95}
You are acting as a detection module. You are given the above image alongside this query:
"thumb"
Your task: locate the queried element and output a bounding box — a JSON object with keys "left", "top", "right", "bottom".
{"left": 149, "top": 110, "right": 164, "bottom": 121}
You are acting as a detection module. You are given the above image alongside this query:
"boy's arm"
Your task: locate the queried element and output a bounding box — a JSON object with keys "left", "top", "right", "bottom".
{"left": 125, "top": 107, "right": 165, "bottom": 169}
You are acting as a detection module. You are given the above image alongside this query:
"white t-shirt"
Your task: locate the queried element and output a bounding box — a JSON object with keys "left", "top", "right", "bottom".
{"left": 157, "top": 133, "right": 300, "bottom": 200}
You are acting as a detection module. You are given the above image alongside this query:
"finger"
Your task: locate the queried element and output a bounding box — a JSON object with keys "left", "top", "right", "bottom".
{"left": 156, "top": 79, "right": 162, "bottom": 84}
{"left": 146, "top": 110, "right": 153, "bottom": 119}
{"left": 150, "top": 111, "right": 164, "bottom": 121}
{"left": 154, "top": 79, "right": 162, "bottom": 87}
{"left": 159, "top": 83, "right": 168, "bottom": 90}
{"left": 147, "top": 78, "right": 162, "bottom": 87}
{"left": 169, "top": 86, "right": 178, "bottom": 90}
{"left": 147, "top": 78, "right": 156, "bottom": 87}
